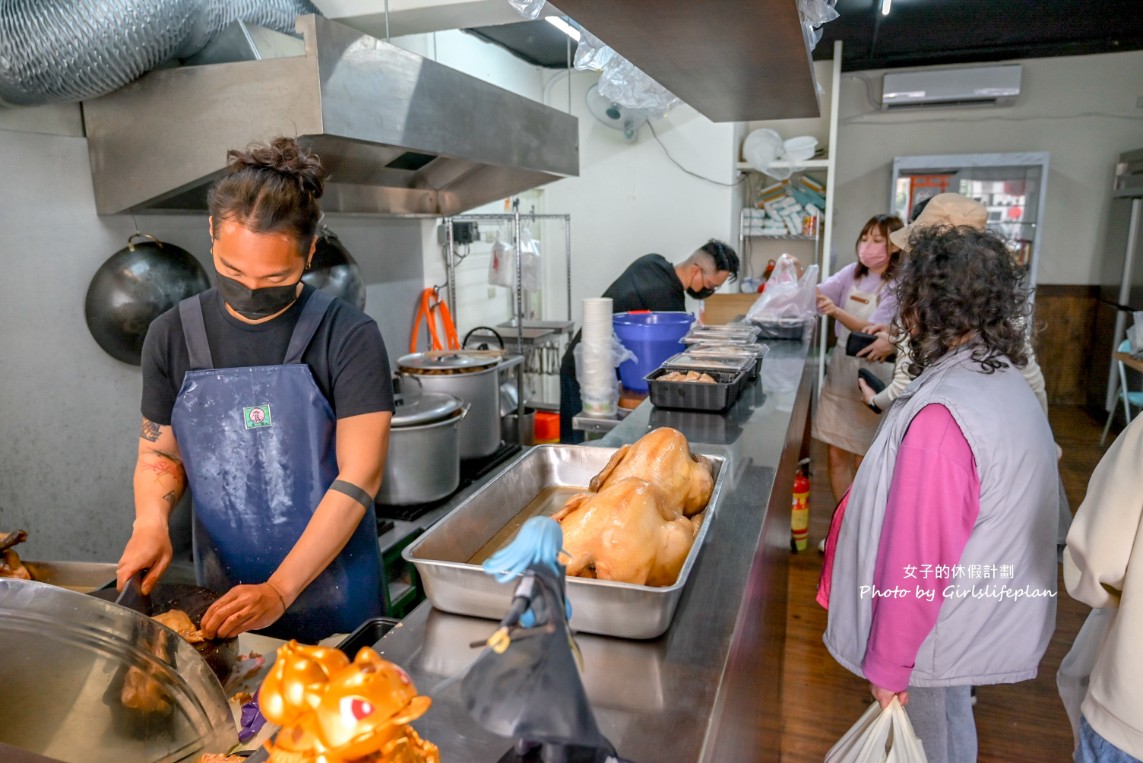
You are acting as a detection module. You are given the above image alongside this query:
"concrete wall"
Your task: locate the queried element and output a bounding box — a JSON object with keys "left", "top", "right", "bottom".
{"left": 0, "top": 117, "right": 425, "bottom": 563}
{"left": 0, "top": 28, "right": 547, "bottom": 562}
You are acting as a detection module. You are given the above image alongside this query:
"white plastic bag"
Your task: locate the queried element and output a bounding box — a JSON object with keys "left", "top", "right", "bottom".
{"left": 488, "top": 231, "right": 513, "bottom": 288}
{"left": 1057, "top": 607, "right": 1117, "bottom": 749}
{"left": 825, "top": 698, "right": 928, "bottom": 763}
{"left": 746, "top": 255, "right": 818, "bottom": 322}
{"left": 519, "top": 229, "right": 543, "bottom": 293}
{"left": 1128, "top": 312, "right": 1143, "bottom": 354}
{"left": 507, "top": 0, "right": 545, "bottom": 20}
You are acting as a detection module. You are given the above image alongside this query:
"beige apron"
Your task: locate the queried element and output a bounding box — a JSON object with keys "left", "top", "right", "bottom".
{"left": 811, "top": 278, "right": 895, "bottom": 455}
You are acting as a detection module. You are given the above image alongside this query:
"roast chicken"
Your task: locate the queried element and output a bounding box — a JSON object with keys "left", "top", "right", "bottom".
{"left": 553, "top": 477, "right": 700, "bottom": 587}
{"left": 589, "top": 427, "right": 714, "bottom": 517}
{"left": 0, "top": 530, "right": 32, "bottom": 580}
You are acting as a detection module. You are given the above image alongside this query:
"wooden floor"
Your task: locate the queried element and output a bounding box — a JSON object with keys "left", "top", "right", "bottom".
{"left": 779, "top": 405, "right": 1111, "bottom": 762}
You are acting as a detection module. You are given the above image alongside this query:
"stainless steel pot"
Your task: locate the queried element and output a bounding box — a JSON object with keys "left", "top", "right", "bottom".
{"left": 379, "top": 390, "right": 469, "bottom": 505}
{"left": 397, "top": 352, "right": 503, "bottom": 459}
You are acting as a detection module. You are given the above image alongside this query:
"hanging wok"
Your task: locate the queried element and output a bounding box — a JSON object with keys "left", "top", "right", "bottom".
{"left": 85, "top": 233, "right": 211, "bottom": 365}
{"left": 302, "top": 227, "right": 366, "bottom": 310}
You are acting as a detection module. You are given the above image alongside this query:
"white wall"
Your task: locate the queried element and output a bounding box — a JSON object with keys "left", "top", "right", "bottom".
{"left": 542, "top": 70, "right": 741, "bottom": 328}
{"left": 830, "top": 50, "right": 1143, "bottom": 285}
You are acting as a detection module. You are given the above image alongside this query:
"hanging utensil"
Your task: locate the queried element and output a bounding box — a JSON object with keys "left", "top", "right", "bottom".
{"left": 409, "top": 286, "right": 460, "bottom": 354}
{"left": 84, "top": 233, "right": 210, "bottom": 365}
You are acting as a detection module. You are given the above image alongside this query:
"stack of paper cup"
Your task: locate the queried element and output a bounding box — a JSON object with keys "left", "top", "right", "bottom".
{"left": 578, "top": 297, "right": 618, "bottom": 416}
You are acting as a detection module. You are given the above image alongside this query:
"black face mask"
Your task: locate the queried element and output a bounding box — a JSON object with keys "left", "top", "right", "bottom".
{"left": 687, "top": 286, "right": 718, "bottom": 300}
{"left": 216, "top": 273, "right": 301, "bottom": 319}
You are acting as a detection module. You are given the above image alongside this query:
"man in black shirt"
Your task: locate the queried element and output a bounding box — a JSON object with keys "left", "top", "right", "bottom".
{"left": 559, "top": 240, "right": 739, "bottom": 443}
{"left": 118, "top": 138, "right": 395, "bottom": 643}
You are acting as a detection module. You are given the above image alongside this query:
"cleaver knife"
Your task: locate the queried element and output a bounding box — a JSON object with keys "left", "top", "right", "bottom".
{"left": 114, "top": 569, "right": 153, "bottom": 616}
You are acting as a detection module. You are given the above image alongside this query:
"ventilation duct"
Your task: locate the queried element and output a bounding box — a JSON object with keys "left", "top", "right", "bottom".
{"left": 0, "top": 0, "right": 318, "bottom": 106}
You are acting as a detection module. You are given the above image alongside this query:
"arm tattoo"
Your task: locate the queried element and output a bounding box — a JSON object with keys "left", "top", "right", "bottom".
{"left": 140, "top": 418, "right": 161, "bottom": 442}
{"left": 140, "top": 460, "right": 184, "bottom": 480}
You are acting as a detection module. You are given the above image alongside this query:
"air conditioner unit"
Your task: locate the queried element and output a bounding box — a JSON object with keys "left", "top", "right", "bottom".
{"left": 880, "top": 65, "right": 1022, "bottom": 110}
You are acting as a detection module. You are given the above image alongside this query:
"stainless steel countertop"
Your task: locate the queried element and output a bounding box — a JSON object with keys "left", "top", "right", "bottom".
{"left": 371, "top": 337, "right": 816, "bottom": 762}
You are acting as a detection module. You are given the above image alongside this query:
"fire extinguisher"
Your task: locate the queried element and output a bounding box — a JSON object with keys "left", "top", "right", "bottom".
{"left": 791, "top": 468, "right": 810, "bottom": 552}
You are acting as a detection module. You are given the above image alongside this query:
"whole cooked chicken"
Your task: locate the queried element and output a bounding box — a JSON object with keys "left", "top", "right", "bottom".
{"left": 553, "top": 477, "right": 699, "bottom": 587}
{"left": 589, "top": 428, "right": 714, "bottom": 517}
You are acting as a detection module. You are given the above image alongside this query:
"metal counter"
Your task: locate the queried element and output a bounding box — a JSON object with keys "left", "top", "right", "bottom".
{"left": 371, "top": 337, "right": 816, "bottom": 762}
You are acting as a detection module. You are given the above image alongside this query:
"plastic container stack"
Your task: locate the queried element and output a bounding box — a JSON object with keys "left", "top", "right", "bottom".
{"left": 579, "top": 297, "right": 618, "bottom": 415}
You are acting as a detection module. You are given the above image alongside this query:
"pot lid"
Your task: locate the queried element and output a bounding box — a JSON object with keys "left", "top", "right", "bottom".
{"left": 392, "top": 391, "right": 463, "bottom": 427}
{"left": 398, "top": 351, "right": 502, "bottom": 373}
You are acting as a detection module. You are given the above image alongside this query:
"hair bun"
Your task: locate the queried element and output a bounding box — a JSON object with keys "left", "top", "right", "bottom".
{"left": 226, "top": 136, "right": 327, "bottom": 199}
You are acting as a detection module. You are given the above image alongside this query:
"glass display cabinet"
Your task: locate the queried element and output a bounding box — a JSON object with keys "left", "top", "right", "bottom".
{"left": 890, "top": 152, "right": 1050, "bottom": 289}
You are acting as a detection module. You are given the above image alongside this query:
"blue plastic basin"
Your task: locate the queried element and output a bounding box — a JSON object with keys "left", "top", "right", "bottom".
{"left": 613, "top": 312, "right": 695, "bottom": 392}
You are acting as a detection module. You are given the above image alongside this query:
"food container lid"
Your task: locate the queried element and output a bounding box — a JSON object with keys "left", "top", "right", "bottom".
{"left": 687, "top": 324, "right": 760, "bottom": 340}
{"left": 391, "top": 391, "right": 464, "bottom": 427}
{"left": 686, "top": 342, "right": 771, "bottom": 358}
{"left": 661, "top": 352, "right": 753, "bottom": 373}
{"left": 397, "top": 351, "right": 501, "bottom": 373}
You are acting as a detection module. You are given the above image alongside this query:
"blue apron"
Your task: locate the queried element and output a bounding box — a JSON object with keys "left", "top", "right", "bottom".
{"left": 171, "top": 289, "right": 382, "bottom": 643}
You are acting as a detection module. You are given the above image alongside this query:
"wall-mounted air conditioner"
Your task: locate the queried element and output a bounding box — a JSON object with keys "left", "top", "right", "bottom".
{"left": 880, "top": 65, "right": 1022, "bottom": 110}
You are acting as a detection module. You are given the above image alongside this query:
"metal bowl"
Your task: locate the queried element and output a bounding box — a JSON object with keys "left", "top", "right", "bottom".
{"left": 0, "top": 579, "right": 235, "bottom": 763}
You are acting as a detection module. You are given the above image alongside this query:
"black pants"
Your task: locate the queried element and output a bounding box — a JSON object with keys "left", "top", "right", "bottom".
{"left": 559, "top": 368, "right": 585, "bottom": 444}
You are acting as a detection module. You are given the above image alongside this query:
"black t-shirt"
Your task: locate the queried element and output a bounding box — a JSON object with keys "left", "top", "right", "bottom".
{"left": 601, "top": 253, "right": 686, "bottom": 313}
{"left": 141, "top": 285, "right": 394, "bottom": 426}
{"left": 561, "top": 254, "right": 685, "bottom": 374}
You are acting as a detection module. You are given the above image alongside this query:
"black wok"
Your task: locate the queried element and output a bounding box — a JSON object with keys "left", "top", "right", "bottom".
{"left": 85, "top": 233, "right": 210, "bottom": 365}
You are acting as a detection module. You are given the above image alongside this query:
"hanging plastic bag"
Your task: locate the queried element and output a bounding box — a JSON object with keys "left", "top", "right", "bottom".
{"left": 488, "top": 231, "right": 514, "bottom": 288}
{"left": 574, "top": 30, "right": 616, "bottom": 72}
{"left": 1128, "top": 312, "right": 1143, "bottom": 353}
{"left": 746, "top": 255, "right": 818, "bottom": 322}
{"left": 825, "top": 698, "right": 928, "bottom": 763}
{"left": 507, "top": 0, "right": 545, "bottom": 20}
{"left": 597, "top": 57, "right": 681, "bottom": 117}
{"left": 1057, "top": 607, "right": 1117, "bottom": 750}
{"left": 518, "top": 229, "right": 543, "bottom": 292}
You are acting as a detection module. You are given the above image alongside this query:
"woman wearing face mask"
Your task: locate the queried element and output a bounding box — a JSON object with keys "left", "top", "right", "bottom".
{"left": 116, "top": 137, "right": 394, "bottom": 643}
{"left": 812, "top": 214, "right": 904, "bottom": 504}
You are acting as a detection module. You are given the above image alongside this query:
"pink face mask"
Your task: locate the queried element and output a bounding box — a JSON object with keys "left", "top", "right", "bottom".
{"left": 858, "top": 242, "right": 890, "bottom": 271}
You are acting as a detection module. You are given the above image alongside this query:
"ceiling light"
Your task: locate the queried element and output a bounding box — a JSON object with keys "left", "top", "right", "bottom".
{"left": 545, "top": 16, "right": 582, "bottom": 43}
{"left": 881, "top": 0, "right": 892, "bottom": 15}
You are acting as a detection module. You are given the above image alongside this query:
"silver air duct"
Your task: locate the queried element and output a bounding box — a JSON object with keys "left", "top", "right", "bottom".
{"left": 0, "top": 0, "right": 319, "bottom": 106}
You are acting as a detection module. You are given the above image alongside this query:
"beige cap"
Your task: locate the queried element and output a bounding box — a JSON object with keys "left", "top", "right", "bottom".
{"left": 889, "top": 193, "right": 989, "bottom": 252}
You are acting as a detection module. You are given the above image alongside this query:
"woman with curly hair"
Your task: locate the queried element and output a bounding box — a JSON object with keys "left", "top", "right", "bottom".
{"left": 820, "top": 226, "right": 1059, "bottom": 763}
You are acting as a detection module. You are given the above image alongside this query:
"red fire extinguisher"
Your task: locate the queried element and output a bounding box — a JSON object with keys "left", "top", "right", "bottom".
{"left": 791, "top": 468, "right": 810, "bottom": 552}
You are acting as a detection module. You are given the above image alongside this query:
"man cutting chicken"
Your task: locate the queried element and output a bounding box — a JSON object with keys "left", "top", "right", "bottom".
{"left": 559, "top": 240, "right": 739, "bottom": 443}
{"left": 116, "top": 138, "right": 394, "bottom": 643}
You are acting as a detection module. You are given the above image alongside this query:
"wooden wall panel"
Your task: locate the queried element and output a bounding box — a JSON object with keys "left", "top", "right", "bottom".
{"left": 1031, "top": 285, "right": 1100, "bottom": 406}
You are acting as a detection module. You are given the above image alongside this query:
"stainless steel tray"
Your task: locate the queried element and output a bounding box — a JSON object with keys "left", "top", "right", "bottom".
{"left": 402, "top": 444, "right": 726, "bottom": 639}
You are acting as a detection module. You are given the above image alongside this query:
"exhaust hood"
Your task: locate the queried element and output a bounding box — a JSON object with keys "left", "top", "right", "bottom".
{"left": 83, "top": 15, "right": 579, "bottom": 217}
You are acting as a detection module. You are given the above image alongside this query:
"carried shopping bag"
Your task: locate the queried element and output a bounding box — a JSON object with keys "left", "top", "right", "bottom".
{"left": 1057, "top": 607, "right": 1117, "bottom": 749}
{"left": 825, "top": 697, "right": 928, "bottom": 763}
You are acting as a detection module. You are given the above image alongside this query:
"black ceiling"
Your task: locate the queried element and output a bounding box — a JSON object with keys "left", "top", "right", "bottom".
{"left": 466, "top": 0, "right": 1143, "bottom": 73}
